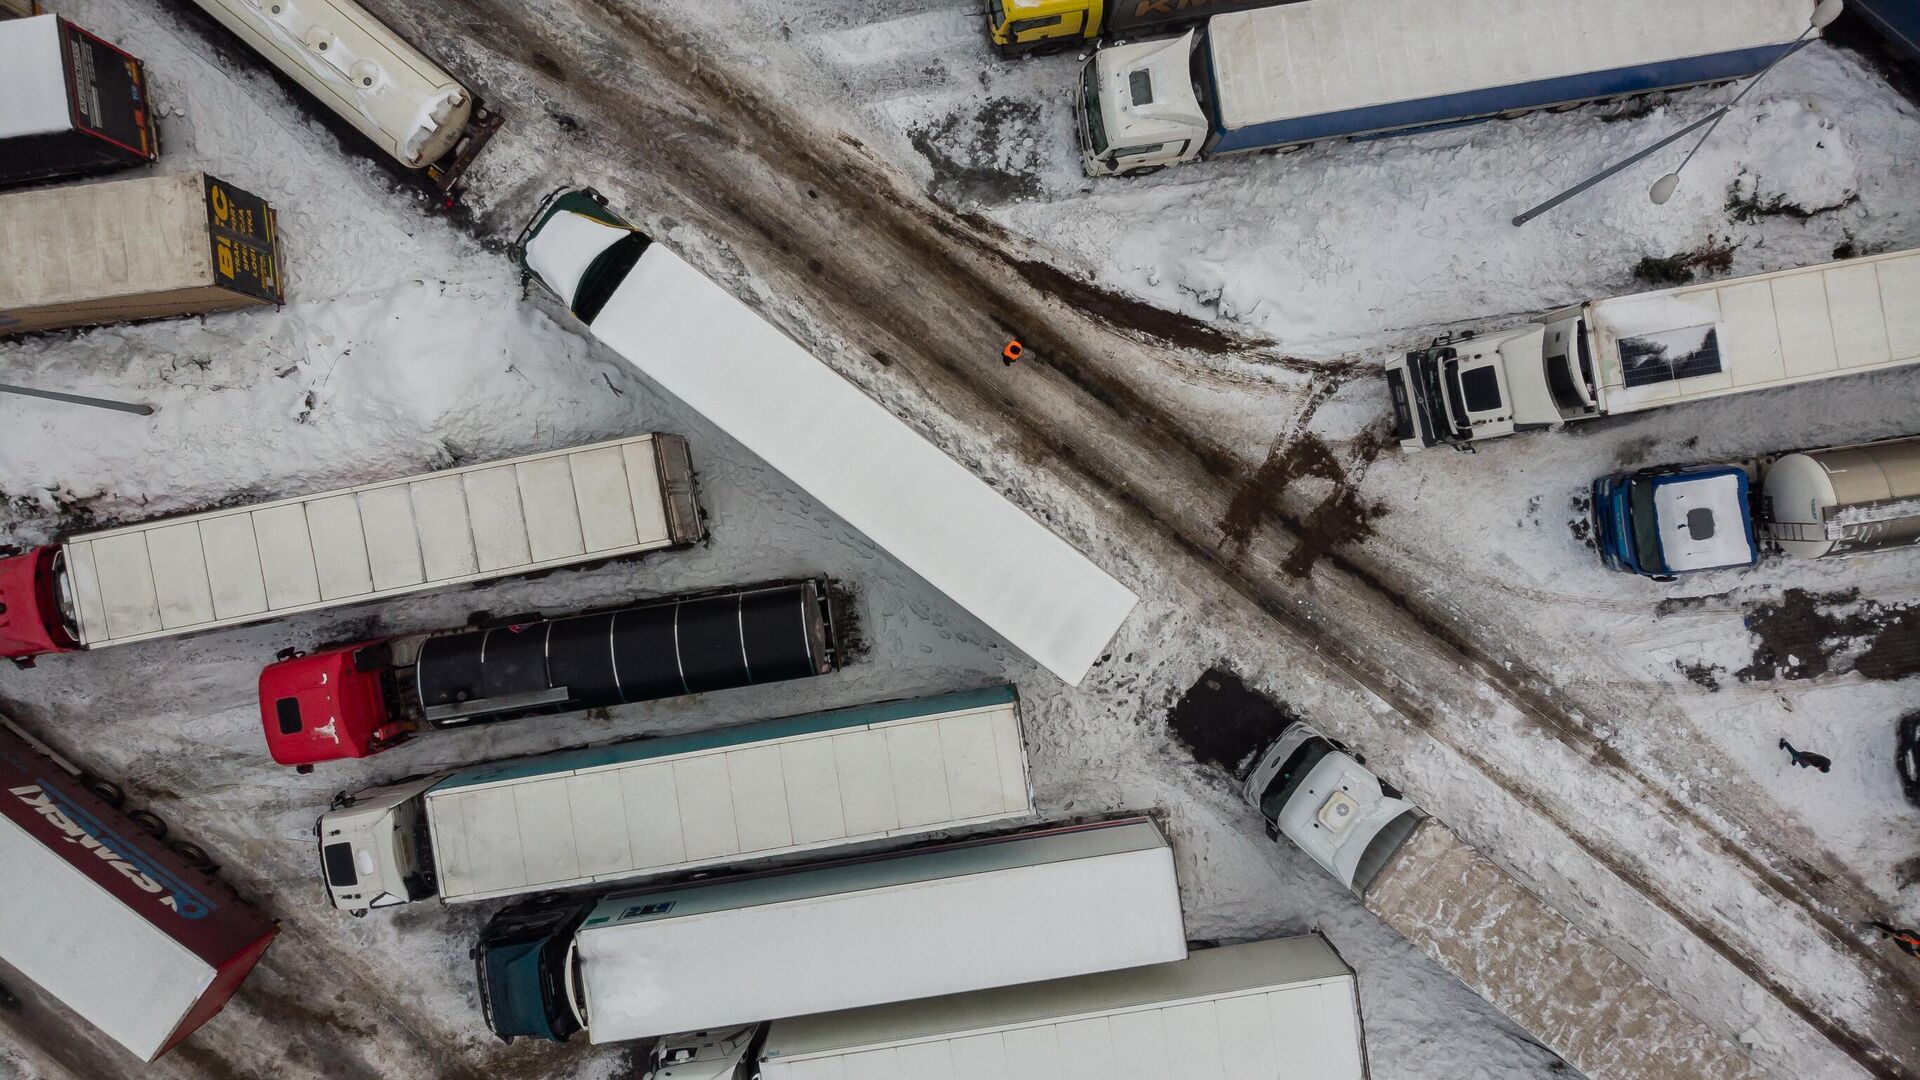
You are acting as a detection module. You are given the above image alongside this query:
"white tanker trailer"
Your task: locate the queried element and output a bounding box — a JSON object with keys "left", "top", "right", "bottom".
{"left": 1591, "top": 434, "right": 1920, "bottom": 578}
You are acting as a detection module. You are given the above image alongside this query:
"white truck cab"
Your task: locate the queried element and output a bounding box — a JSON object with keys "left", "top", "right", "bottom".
{"left": 316, "top": 774, "right": 444, "bottom": 915}
{"left": 1078, "top": 32, "right": 1208, "bottom": 176}
{"left": 642, "top": 1026, "right": 756, "bottom": 1080}
{"left": 1384, "top": 312, "right": 1596, "bottom": 451}
{"left": 1242, "top": 722, "right": 1422, "bottom": 894}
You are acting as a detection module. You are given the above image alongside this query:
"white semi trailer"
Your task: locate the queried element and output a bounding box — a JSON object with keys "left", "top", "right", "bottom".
{"left": 472, "top": 817, "right": 1187, "bottom": 1045}
{"left": 514, "top": 190, "right": 1139, "bottom": 687}
{"left": 0, "top": 434, "right": 703, "bottom": 665}
{"left": 317, "top": 686, "right": 1035, "bottom": 913}
{"left": 643, "top": 934, "right": 1368, "bottom": 1080}
{"left": 1387, "top": 247, "right": 1920, "bottom": 451}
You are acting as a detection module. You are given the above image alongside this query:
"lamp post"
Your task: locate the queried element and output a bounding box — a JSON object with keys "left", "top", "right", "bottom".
{"left": 0, "top": 382, "right": 155, "bottom": 415}
{"left": 1513, "top": 0, "right": 1844, "bottom": 227}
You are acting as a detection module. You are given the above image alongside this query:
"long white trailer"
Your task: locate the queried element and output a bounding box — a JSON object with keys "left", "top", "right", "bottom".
{"left": 645, "top": 934, "right": 1368, "bottom": 1080}
{"left": 318, "top": 686, "right": 1035, "bottom": 912}
{"left": 1388, "top": 247, "right": 1920, "bottom": 449}
{"left": 472, "top": 817, "right": 1188, "bottom": 1044}
{"left": 0, "top": 434, "right": 704, "bottom": 662}
{"left": 515, "top": 190, "right": 1138, "bottom": 686}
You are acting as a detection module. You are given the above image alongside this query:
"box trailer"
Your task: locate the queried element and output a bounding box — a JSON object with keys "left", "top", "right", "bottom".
{"left": 1388, "top": 247, "right": 1920, "bottom": 451}
{"left": 473, "top": 816, "right": 1187, "bottom": 1045}
{"left": 0, "top": 171, "right": 282, "bottom": 336}
{"left": 1590, "top": 434, "right": 1920, "bottom": 577}
{"left": 0, "top": 718, "right": 277, "bottom": 1063}
{"left": 0, "top": 14, "right": 158, "bottom": 187}
{"left": 0, "top": 433, "right": 704, "bottom": 664}
{"left": 1243, "top": 726, "right": 1765, "bottom": 1080}
{"left": 1076, "top": 0, "right": 1812, "bottom": 176}
{"left": 515, "top": 190, "right": 1138, "bottom": 687}
{"left": 181, "top": 0, "right": 499, "bottom": 189}
{"left": 644, "top": 934, "right": 1368, "bottom": 1080}
{"left": 260, "top": 578, "right": 840, "bottom": 767}
{"left": 317, "top": 686, "right": 1033, "bottom": 912}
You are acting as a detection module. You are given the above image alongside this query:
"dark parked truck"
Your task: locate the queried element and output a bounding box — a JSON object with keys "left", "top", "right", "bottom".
{"left": 0, "top": 15, "right": 157, "bottom": 187}
{"left": 1, "top": 171, "right": 281, "bottom": 336}
{"left": 0, "top": 434, "right": 703, "bottom": 666}
{"left": 472, "top": 817, "right": 1186, "bottom": 1045}
{"left": 1591, "top": 434, "right": 1920, "bottom": 578}
{"left": 1076, "top": 0, "right": 1813, "bottom": 176}
{"left": 317, "top": 687, "right": 1035, "bottom": 913}
{"left": 985, "top": 0, "right": 1289, "bottom": 57}
{"left": 1241, "top": 723, "right": 1766, "bottom": 1080}
{"left": 259, "top": 578, "right": 839, "bottom": 768}
{"left": 0, "top": 718, "right": 277, "bottom": 1063}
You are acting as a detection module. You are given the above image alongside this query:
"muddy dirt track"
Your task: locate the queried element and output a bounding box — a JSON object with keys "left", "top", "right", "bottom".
{"left": 312, "top": 1, "right": 1920, "bottom": 1076}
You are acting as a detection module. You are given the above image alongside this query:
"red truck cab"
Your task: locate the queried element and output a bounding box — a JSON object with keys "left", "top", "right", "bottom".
{"left": 259, "top": 642, "right": 412, "bottom": 768}
{"left": 0, "top": 546, "right": 78, "bottom": 665}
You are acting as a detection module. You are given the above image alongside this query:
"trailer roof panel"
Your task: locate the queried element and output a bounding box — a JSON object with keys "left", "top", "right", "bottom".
{"left": 0, "top": 17, "right": 72, "bottom": 140}
{"left": 1208, "top": 0, "right": 1810, "bottom": 130}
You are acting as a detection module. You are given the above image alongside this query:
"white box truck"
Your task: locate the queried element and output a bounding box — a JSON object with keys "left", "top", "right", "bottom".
{"left": 643, "top": 934, "right": 1369, "bottom": 1080}
{"left": 1076, "top": 0, "right": 1811, "bottom": 176}
{"left": 1, "top": 718, "right": 278, "bottom": 1063}
{"left": 472, "top": 817, "right": 1187, "bottom": 1045}
{"left": 514, "top": 190, "right": 1139, "bottom": 687}
{"left": 317, "top": 686, "right": 1035, "bottom": 913}
{"left": 0, "top": 433, "right": 704, "bottom": 665}
{"left": 1388, "top": 247, "right": 1920, "bottom": 451}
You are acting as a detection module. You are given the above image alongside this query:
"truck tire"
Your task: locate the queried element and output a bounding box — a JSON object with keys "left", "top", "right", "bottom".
{"left": 127, "top": 809, "right": 167, "bottom": 839}
{"left": 169, "top": 839, "right": 215, "bottom": 872}
{"left": 82, "top": 776, "right": 126, "bottom": 808}
{"left": 1121, "top": 165, "right": 1166, "bottom": 178}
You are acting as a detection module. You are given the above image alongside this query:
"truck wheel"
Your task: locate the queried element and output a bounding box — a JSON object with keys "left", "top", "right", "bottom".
{"left": 169, "top": 840, "right": 214, "bottom": 871}
{"left": 82, "top": 776, "right": 126, "bottom": 808}
{"left": 1121, "top": 165, "right": 1165, "bottom": 178}
{"left": 127, "top": 809, "right": 167, "bottom": 839}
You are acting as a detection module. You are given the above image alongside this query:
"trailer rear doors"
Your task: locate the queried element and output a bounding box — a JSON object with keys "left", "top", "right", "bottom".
{"left": 58, "top": 433, "right": 703, "bottom": 650}
{"left": 424, "top": 686, "right": 1034, "bottom": 903}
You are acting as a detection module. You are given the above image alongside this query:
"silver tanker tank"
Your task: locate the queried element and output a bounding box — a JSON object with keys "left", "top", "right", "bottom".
{"left": 1762, "top": 435, "right": 1920, "bottom": 560}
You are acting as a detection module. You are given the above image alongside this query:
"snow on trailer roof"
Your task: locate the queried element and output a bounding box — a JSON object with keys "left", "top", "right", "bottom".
{"left": 0, "top": 16, "right": 70, "bottom": 140}
{"left": 758, "top": 935, "right": 1365, "bottom": 1080}
{"left": 521, "top": 195, "right": 1138, "bottom": 686}
{"left": 61, "top": 434, "right": 693, "bottom": 649}
{"left": 1206, "top": 0, "right": 1811, "bottom": 131}
{"left": 1589, "top": 247, "right": 1920, "bottom": 415}
{"left": 423, "top": 687, "right": 1033, "bottom": 903}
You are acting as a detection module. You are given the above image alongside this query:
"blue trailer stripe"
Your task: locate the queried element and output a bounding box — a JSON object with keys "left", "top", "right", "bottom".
{"left": 432, "top": 684, "right": 1020, "bottom": 791}
{"left": 1209, "top": 43, "right": 1796, "bottom": 154}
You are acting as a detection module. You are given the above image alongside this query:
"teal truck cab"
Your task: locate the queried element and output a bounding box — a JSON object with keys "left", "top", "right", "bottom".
{"left": 471, "top": 896, "right": 587, "bottom": 1043}
{"left": 1590, "top": 466, "right": 1759, "bottom": 579}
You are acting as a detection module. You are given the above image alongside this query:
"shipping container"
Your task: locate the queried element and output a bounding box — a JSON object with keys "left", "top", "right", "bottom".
{"left": 0, "top": 172, "right": 282, "bottom": 336}
{"left": 0, "top": 14, "right": 157, "bottom": 186}
{"left": 516, "top": 190, "right": 1139, "bottom": 686}
{"left": 0, "top": 434, "right": 704, "bottom": 663}
{"left": 0, "top": 719, "right": 277, "bottom": 1062}
{"left": 472, "top": 817, "right": 1187, "bottom": 1044}
{"left": 318, "top": 686, "right": 1034, "bottom": 911}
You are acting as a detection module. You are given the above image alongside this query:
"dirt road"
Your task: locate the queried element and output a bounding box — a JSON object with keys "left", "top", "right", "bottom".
{"left": 321, "top": 1, "right": 1920, "bottom": 1076}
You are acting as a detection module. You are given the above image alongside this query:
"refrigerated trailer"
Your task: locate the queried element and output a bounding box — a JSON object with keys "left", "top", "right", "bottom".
{"left": 319, "top": 686, "right": 1035, "bottom": 913}
{"left": 181, "top": 0, "right": 499, "bottom": 189}
{"left": 644, "top": 934, "right": 1367, "bottom": 1080}
{"left": 515, "top": 190, "right": 1138, "bottom": 687}
{"left": 259, "top": 578, "right": 838, "bottom": 767}
{"left": 0, "top": 14, "right": 158, "bottom": 187}
{"left": 1077, "top": 0, "right": 1812, "bottom": 176}
{"left": 473, "top": 816, "right": 1186, "bottom": 1045}
{"left": 1389, "top": 247, "right": 1920, "bottom": 451}
{"left": 0, "top": 434, "right": 703, "bottom": 664}
{"left": 1, "top": 172, "right": 282, "bottom": 336}
{"left": 0, "top": 719, "right": 277, "bottom": 1062}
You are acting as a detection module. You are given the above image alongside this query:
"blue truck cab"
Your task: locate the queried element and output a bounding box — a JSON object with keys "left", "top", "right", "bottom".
{"left": 472, "top": 895, "right": 591, "bottom": 1043}
{"left": 1590, "top": 465, "right": 1759, "bottom": 579}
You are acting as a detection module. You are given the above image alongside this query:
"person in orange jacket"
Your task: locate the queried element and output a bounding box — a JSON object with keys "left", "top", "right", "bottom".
{"left": 1869, "top": 921, "right": 1920, "bottom": 957}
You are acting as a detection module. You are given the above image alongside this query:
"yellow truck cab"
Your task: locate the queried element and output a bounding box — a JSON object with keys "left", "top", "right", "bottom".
{"left": 989, "top": 0, "right": 1287, "bottom": 58}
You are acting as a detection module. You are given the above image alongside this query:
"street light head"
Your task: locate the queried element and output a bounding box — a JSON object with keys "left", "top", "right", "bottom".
{"left": 1650, "top": 173, "right": 1681, "bottom": 205}
{"left": 1811, "top": 0, "right": 1844, "bottom": 29}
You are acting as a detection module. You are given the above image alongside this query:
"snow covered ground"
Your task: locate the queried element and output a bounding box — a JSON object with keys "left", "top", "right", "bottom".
{"left": 2, "top": 1, "right": 1917, "bottom": 1078}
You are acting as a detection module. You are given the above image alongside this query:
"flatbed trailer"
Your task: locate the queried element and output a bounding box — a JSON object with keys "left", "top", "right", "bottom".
{"left": 0, "top": 434, "right": 703, "bottom": 663}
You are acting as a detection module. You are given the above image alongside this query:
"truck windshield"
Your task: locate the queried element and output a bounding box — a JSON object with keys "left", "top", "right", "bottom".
{"left": 1259, "top": 736, "right": 1336, "bottom": 824}
{"left": 1081, "top": 59, "right": 1109, "bottom": 155}
{"left": 989, "top": 0, "right": 1006, "bottom": 34}
{"left": 1627, "top": 479, "right": 1666, "bottom": 574}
